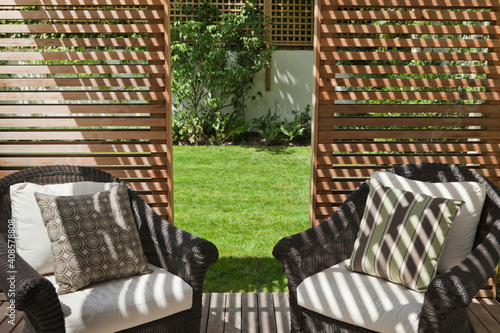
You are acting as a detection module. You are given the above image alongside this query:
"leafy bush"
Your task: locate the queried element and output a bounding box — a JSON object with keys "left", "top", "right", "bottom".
{"left": 172, "top": 108, "right": 207, "bottom": 145}
{"left": 171, "top": 1, "right": 273, "bottom": 145}
{"left": 224, "top": 111, "right": 252, "bottom": 143}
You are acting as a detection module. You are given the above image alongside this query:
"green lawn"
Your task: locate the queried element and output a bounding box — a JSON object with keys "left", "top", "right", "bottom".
{"left": 173, "top": 145, "right": 310, "bottom": 292}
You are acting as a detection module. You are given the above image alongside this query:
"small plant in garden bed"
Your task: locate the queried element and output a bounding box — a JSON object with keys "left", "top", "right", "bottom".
{"left": 251, "top": 109, "right": 283, "bottom": 145}
{"left": 173, "top": 104, "right": 312, "bottom": 146}
{"left": 248, "top": 105, "right": 311, "bottom": 146}
{"left": 280, "top": 105, "right": 311, "bottom": 144}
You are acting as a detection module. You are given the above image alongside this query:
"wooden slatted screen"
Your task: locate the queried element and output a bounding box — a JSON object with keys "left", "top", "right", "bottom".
{"left": 312, "top": 0, "right": 500, "bottom": 297}
{"left": 0, "top": 0, "right": 174, "bottom": 223}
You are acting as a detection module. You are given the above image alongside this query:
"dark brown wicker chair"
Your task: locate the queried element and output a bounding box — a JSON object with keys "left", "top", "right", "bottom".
{"left": 0, "top": 165, "right": 219, "bottom": 333}
{"left": 273, "top": 163, "right": 500, "bottom": 333}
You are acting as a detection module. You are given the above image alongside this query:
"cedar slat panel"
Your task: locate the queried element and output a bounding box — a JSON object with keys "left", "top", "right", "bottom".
{"left": 0, "top": 52, "right": 165, "bottom": 61}
{"left": 0, "top": 156, "right": 167, "bottom": 166}
{"left": 136, "top": 194, "right": 169, "bottom": 203}
{"left": 0, "top": 92, "right": 164, "bottom": 101}
{"left": 2, "top": 0, "right": 161, "bottom": 5}
{"left": 317, "top": 167, "right": 383, "bottom": 178}
{"left": 310, "top": 0, "right": 324, "bottom": 226}
{"left": 115, "top": 181, "right": 167, "bottom": 191}
{"left": 318, "top": 142, "right": 500, "bottom": 153}
{"left": 317, "top": 166, "right": 500, "bottom": 182}
{"left": 316, "top": 194, "right": 354, "bottom": 204}
{"left": 0, "top": 92, "right": 165, "bottom": 101}
{"left": 0, "top": 105, "right": 165, "bottom": 114}
{"left": 322, "top": 52, "right": 500, "bottom": 63}
{"left": 0, "top": 65, "right": 165, "bottom": 74}
{"left": 0, "top": 10, "right": 162, "bottom": 21}
{"left": 320, "top": 38, "right": 496, "bottom": 49}
{"left": 319, "top": 91, "right": 496, "bottom": 101}
{"left": 318, "top": 117, "right": 489, "bottom": 128}
{"left": 326, "top": 24, "right": 500, "bottom": 36}
{"left": 323, "top": 77, "right": 497, "bottom": 88}
{"left": 320, "top": 65, "right": 500, "bottom": 76}
{"left": 0, "top": 1, "right": 173, "bottom": 222}
{"left": 0, "top": 101, "right": 163, "bottom": 105}
{"left": 323, "top": 9, "right": 498, "bottom": 22}
{"left": 0, "top": 24, "right": 165, "bottom": 34}
{"left": 1, "top": 131, "right": 166, "bottom": 140}
{"left": 0, "top": 143, "right": 167, "bottom": 153}
{"left": 1, "top": 117, "right": 166, "bottom": 127}
{"left": 319, "top": 130, "right": 487, "bottom": 140}
{"left": 317, "top": 181, "right": 366, "bottom": 191}
{"left": 0, "top": 78, "right": 166, "bottom": 87}
{"left": 0, "top": 38, "right": 164, "bottom": 48}
{"left": 316, "top": 104, "right": 499, "bottom": 114}
{"left": 322, "top": 0, "right": 496, "bottom": 8}
{"left": 317, "top": 155, "right": 500, "bottom": 166}
{"left": 0, "top": 168, "right": 169, "bottom": 179}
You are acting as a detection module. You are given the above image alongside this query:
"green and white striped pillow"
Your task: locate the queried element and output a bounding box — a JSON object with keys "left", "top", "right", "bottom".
{"left": 347, "top": 178, "right": 464, "bottom": 292}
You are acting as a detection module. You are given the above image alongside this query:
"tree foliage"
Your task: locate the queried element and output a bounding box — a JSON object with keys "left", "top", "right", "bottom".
{"left": 171, "top": 1, "right": 274, "bottom": 144}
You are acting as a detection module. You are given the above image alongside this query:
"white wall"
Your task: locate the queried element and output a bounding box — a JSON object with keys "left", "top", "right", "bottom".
{"left": 244, "top": 50, "right": 314, "bottom": 120}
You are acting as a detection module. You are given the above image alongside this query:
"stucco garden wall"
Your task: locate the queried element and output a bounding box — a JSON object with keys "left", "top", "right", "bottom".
{"left": 245, "top": 50, "right": 314, "bottom": 121}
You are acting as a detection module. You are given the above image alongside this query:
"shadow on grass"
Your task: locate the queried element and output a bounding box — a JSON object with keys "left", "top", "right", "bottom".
{"left": 240, "top": 145, "right": 295, "bottom": 155}
{"left": 203, "top": 256, "right": 289, "bottom": 293}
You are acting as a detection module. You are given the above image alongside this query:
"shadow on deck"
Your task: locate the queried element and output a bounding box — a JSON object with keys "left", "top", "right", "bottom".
{"left": 1, "top": 293, "right": 499, "bottom": 332}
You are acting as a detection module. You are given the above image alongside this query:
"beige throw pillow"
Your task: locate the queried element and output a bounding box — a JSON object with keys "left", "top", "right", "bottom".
{"left": 372, "top": 171, "right": 486, "bottom": 273}
{"left": 34, "top": 183, "right": 150, "bottom": 295}
{"left": 347, "top": 178, "right": 464, "bottom": 292}
{"left": 10, "top": 181, "right": 118, "bottom": 275}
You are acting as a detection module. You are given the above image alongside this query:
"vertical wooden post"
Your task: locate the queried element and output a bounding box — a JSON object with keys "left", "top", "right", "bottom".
{"left": 310, "top": 0, "right": 322, "bottom": 227}
{"left": 264, "top": 0, "right": 272, "bottom": 91}
{"left": 486, "top": 5, "right": 500, "bottom": 299}
{"left": 164, "top": 0, "right": 174, "bottom": 224}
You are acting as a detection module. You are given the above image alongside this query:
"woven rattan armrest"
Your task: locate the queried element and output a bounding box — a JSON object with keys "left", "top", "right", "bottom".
{"left": 128, "top": 188, "right": 219, "bottom": 289}
{"left": 273, "top": 182, "right": 369, "bottom": 283}
{"left": 0, "top": 236, "right": 65, "bottom": 332}
{"left": 272, "top": 183, "right": 369, "bottom": 332}
{"left": 420, "top": 220, "right": 500, "bottom": 331}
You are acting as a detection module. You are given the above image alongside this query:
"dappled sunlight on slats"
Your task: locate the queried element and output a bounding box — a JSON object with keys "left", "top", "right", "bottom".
{"left": 0, "top": 0, "right": 173, "bottom": 222}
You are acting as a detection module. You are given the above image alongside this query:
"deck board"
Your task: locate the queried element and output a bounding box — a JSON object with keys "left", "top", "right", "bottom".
{"left": 1, "top": 293, "right": 499, "bottom": 332}
{"left": 242, "top": 293, "right": 259, "bottom": 333}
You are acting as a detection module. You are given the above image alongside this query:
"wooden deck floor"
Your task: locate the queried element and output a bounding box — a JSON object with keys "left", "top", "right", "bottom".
{"left": 1, "top": 293, "right": 499, "bottom": 332}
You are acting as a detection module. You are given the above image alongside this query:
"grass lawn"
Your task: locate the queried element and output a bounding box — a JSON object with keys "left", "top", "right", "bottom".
{"left": 173, "top": 145, "right": 310, "bottom": 293}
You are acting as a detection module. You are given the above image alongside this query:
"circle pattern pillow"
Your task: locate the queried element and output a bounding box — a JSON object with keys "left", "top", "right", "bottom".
{"left": 34, "top": 183, "right": 150, "bottom": 295}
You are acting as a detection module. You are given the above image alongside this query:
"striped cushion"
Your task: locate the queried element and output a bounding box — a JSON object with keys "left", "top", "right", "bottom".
{"left": 347, "top": 178, "right": 464, "bottom": 292}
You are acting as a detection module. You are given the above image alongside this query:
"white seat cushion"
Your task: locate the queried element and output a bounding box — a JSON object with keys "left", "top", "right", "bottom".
{"left": 11, "top": 181, "right": 118, "bottom": 275}
{"left": 297, "top": 260, "right": 424, "bottom": 333}
{"left": 46, "top": 264, "right": 193, "bottom": 333}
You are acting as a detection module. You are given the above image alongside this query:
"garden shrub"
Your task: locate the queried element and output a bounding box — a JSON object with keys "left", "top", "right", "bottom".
{"left": 171, "top": 1, "right": 273, "bottom": 145}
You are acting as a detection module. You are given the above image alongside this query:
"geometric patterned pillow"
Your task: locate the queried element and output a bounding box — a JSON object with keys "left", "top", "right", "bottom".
{"left": 347, "top": 178, "right": 464, "bottom": 292}
{"left": 34, "top": 183, "right": 150, "bottom": 295}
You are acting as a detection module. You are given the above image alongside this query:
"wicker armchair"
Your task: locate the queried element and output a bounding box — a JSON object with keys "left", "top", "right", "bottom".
{"left": 273, "top": 163, "right": 500, "bottom": 333}
{"left": 0, "top": 165, "right": 219, "bottom": 333}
